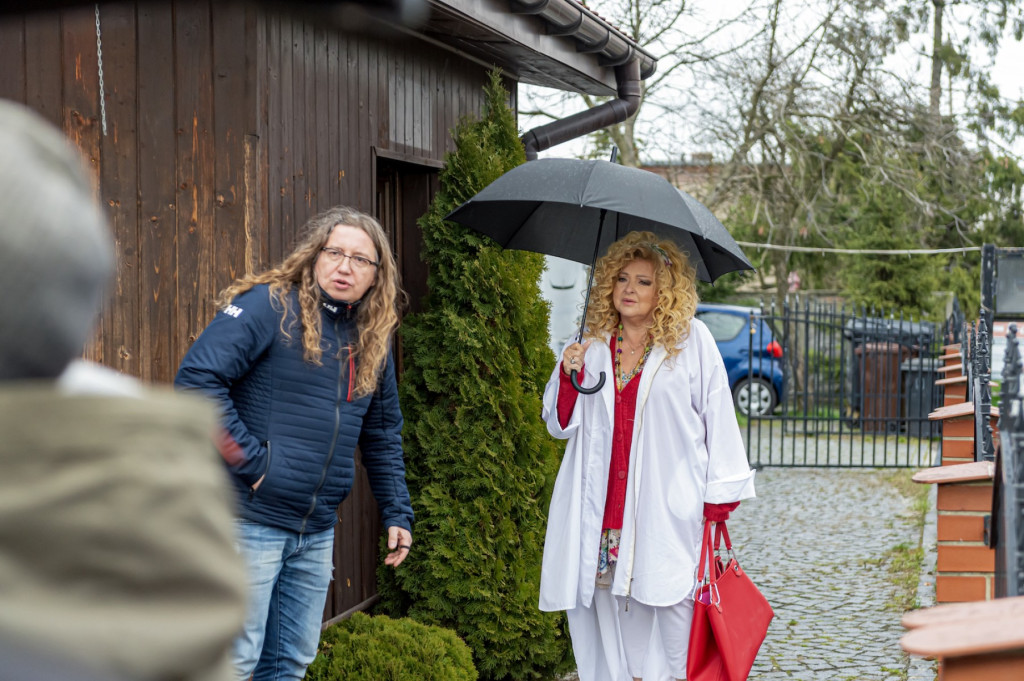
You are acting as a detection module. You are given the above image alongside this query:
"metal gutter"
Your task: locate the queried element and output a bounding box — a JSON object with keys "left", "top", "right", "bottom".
{"left": 520, "top": 59, "right": 641, "bottom": 160}
{"left": 509, "top": 0, "right": 656, "bottom": 79}
{"left": 510, "top": 0, "right": 653, "bottom": 160}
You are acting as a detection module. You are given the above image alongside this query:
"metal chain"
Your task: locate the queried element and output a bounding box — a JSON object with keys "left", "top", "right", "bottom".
{"left": 94, "top": 4, "right": 107, "bottom": 136}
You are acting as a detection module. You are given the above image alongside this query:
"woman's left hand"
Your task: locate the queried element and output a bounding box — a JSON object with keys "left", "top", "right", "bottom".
{"left": 385, "top": 526, "right": 412, "bottom": 567}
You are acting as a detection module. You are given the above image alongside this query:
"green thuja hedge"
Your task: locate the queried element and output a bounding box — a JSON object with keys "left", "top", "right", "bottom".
{"left": 305, "top": 613, "right": 476, "bottom": 681}
{"left": 377, "top": 71, "right": 571, "bottom": 680}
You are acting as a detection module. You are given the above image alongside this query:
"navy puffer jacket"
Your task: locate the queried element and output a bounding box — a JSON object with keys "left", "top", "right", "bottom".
{"left": 174, "top": 284, "right": 413, "bottom": 535}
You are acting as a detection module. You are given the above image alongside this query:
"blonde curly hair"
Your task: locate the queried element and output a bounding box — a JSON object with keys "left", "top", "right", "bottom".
{"left": 583, "top": 231, "right": 699, "bottom": 358}
{"left": 217, "top": 206, "right": 403, "bottom": 398}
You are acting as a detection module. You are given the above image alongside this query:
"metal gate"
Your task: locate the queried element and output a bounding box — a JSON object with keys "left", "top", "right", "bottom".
{"left": 743, "top": 298, "right": 944, "bottom": 468}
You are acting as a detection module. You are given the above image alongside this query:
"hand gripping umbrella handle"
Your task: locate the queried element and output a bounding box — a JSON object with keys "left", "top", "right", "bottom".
{"left": 570, "top": 369, "right": 605, "bottom": 394}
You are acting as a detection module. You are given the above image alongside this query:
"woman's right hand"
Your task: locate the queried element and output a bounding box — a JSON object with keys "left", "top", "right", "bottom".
{"left": 561, "top": 340, "right": 591, "bottom": 376}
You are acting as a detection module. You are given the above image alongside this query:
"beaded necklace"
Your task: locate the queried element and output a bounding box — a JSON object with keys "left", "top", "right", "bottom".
{"left": 615, "top": 324, "right": 652, "bottom": 391}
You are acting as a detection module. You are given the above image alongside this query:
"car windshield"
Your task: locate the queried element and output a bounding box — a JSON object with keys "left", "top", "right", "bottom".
{"left": 697, "top": 311, "right": 746, "bottom": 342}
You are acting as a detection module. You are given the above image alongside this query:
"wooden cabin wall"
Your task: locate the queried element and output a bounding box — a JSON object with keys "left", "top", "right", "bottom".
{"left": 0, "top": 2, "right": 262, "bottom": 384}
{"left": 0, "top": 0, "right": 509, "bottom": 622}
{"left": 0, "top": 1, "right": 506, "bottom": 383}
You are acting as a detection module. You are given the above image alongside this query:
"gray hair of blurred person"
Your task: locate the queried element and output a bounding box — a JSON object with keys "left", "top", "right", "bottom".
{"left": 0, "top": 100, "right": 113, "bottom": 380}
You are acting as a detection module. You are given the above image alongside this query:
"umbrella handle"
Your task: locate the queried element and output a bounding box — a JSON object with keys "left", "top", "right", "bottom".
{"left": 570, "top": 369, "right": 605, "bottom": 394}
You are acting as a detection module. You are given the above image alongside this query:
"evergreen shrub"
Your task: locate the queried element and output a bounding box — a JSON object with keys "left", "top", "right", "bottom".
{"left": 304, "top": 612, "right": 476, "bottom": 681}
{"left": 377, "top": 71, "right": 572, "bottom": 680}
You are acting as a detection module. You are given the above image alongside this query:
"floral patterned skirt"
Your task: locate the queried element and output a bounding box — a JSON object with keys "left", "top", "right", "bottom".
{"left": 596, "top": 528, "right": 621, "bottom": 588}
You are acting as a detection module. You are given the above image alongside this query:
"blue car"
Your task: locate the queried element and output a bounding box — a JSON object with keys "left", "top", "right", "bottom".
{"left": 695, "top": 303, "right": 785, "bottom": 416}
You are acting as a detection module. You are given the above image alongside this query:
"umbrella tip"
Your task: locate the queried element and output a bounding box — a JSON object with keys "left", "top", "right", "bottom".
{"left": 609, "top": 146, "right": 618, "bottom": 164}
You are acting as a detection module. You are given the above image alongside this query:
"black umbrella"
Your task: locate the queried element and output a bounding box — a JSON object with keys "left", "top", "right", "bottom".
{"left": 445, "top": 154, "right": 754, "bottom": 393}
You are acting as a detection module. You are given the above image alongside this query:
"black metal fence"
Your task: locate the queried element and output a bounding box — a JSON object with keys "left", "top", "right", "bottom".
{"left": 743, "top": 298, "right": 944, "bottom": 468}
{"left": 993, "top": 325, "right": 1024, "bottom": 596}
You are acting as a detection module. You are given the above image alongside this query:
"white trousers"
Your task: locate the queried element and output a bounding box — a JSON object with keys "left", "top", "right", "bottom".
{"left": 618, "top": 596, "right": 694, "bottom": 679}
{"left": 566, "top": 588, "right": 693, "bottom": 681}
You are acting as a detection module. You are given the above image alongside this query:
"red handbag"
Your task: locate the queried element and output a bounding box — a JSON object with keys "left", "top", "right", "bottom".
{"left": 687, "top": 519, "right": 773, "bottom": 681}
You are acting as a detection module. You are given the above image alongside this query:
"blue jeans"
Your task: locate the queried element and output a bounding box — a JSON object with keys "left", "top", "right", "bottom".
{"left": 232, "top": 521, "right": 335, "bottom": 681}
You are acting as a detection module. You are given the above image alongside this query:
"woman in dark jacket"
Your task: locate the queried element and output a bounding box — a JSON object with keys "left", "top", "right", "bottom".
{"left": 175, "top": 206, "right": 414, "bottom": 681}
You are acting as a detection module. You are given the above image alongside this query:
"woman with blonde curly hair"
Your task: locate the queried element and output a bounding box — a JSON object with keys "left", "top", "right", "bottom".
{"left": 175, "top": 206, "right": 414, "bottom": 681}
{"left": 539, "top": 231, "right": 756, "bottom": 681}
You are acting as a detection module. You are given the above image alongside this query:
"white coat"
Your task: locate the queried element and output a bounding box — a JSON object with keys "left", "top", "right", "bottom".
{"left": 538, "top": 320, "right": 756, "bottom": 679}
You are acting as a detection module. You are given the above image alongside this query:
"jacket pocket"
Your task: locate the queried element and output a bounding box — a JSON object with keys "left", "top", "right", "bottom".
{"left": 249, "top": 441, "right": 273, "bottom": 500}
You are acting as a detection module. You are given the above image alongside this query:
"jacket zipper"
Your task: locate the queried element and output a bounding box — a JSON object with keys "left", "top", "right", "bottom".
{"left": 298, "top": 320, "right": 348, "bottom": 534}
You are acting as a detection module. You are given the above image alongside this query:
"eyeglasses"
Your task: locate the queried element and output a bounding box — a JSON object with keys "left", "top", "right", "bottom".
{"left": 320, "top": 247, "right": 378, "bottom": 270}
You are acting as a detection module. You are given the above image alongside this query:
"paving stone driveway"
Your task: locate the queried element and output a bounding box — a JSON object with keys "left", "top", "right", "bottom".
{"left": 729, "top": 467, "right": 937, "bottom": 681}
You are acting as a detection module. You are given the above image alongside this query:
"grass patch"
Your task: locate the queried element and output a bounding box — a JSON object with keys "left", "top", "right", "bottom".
{"left": 875, "top": 469, "right": 931, "bottom": 529}
{"left": 884, "top": 542, "right": 926, "bottom": 612}
{"left": 868, "top": 470, "right": 931, "bottom": 619}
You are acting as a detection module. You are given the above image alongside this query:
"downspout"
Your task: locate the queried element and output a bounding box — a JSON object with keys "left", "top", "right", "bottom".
{"left": 520, "top": 58, "right": 641, "bottom": 161}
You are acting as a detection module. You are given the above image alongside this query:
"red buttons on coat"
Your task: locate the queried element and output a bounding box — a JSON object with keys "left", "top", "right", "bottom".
{"left": 617, "top": 470, "right": 626, "bottom": 479}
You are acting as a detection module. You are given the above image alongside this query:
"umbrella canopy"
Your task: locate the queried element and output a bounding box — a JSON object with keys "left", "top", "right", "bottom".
{"left": 444, "top": 155, "right": 753, "bottom": 394}
{"left": 445, "top": 157, "right": 753, "bottom": 284}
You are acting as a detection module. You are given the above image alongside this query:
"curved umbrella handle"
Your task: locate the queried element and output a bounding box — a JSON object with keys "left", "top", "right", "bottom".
{"left": 571, "top": 369, "right": 606, "bottom": 394}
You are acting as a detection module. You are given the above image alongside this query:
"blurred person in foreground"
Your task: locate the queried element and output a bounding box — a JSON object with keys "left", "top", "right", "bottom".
{"left": 174, "top": 206, "right": 414, "bottom": 681}
{"left": 540, "top": 231, "right": 756, "bottom": 681}
{"left": 0, "top": 99, "right": 246, "bottom": 680}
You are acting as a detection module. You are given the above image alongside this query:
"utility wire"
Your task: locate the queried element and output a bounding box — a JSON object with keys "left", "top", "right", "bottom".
{"left": 736, "top": 241, "right": 982, "bottom": 255}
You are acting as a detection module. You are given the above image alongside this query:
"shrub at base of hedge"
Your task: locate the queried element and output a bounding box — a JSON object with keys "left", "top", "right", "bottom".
{"left": 303, "top": 612, "right": 477, "bottom": 681}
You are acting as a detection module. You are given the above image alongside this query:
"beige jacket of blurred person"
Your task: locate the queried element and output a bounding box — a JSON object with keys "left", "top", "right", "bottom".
{"left": 0, "top": 372, "right": 246, "bottom": 681}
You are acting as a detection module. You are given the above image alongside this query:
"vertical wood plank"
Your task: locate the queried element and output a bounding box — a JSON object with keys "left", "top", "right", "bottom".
{"left": 136, "top": 1, "right": 178, "bottom": 383}
{"left": 327, "top": 26, "right": 340, "bottom": 207}
{"left": 394, "top": 47, "right": 405, "bottom": 152}
{"left": 314, "top": 25, "right": 330, "bottom": 211}
{"left": 361, "top": 35, "right": 374, "bottom": 212}
{"left": 244, "top": 5, "right": 268, "bottom": 275}
{"left": 299, "top": 20, "right": 315, "bottom": 218}
{"left": 62, "top": 7, "right": 104, "bottom": 364}
{"left": 265, "top": 11, "right": 283, "bottom": 263}
{"left": 429, "top": 44, "right": 439, "bottom": 159}
{"left": 445, "top": 51, "right": 454, "bottom": 154}
{"left": 174, "top": 0, "right": 216, "bottom": 362}
{"left": 289, "top": 18, "right": 306, "bottom": 237}
{"left": 96, "top": 4, "right": 140, "bottom": 376}
{"left": 211, "top": 0, "right": 250, "bottom": 296}
{"left": 372, "top": 37, "right": 385, "bottom": 147}
{"left": 278, "top": 13, "right": 295, "bottom": 251}
{"left": 24, "top": 12, "right": 62, "bottom": 127}
{"left": 0, "top": 15, "right": 27, "bottom": 102}
{"left": 344, "top": 34, "right": 355, "bottom": 209}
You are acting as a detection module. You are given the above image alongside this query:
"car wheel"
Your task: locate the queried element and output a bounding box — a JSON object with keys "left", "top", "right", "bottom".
{"left": 732, "top": 377, "right": 778, "bottom": 416}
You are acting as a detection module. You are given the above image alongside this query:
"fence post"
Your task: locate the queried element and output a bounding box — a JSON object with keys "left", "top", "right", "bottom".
{"left": 982, "top": 243, "right": 995, "bottom": 334}
{"left": 975, "top": 316, "right": 994, "bottom": 462}
{"left": 996, "top": 324, "right": 1024, "bottom": 596}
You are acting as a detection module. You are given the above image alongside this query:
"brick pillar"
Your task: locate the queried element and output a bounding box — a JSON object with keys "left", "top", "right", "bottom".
{"left": 939, "top": 344, "right": 961, "bottom": 370}
{"left": 928, "top": 402, "right": 999, "bottom": 466}
{"left": 913, "top": 461, "right": 996, "bottom": 603}
{"left": 937, "top": 375, "right": 967, "bottom": 407}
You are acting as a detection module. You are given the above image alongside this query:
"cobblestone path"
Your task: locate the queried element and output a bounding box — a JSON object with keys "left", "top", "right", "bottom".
{"left": 729, "top": 467, "right": 934, "bottom": 681}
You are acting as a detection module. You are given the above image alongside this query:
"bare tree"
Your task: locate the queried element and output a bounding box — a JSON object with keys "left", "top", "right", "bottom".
{"left": 691, "top": 0, "right": 1019, "bottom": 307}
{"left": 519, "top": 0, "right": 759, "bottom": 166}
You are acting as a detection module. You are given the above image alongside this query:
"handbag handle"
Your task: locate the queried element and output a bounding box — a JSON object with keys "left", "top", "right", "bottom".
{"left": 713, "top": 520, "right": 739, "bottom": 564}
{"left": 714, "top": 521, "right": 729, "bottom": 550}
{"left": 694, "top": 519, "right": 721, "bottom": 607}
